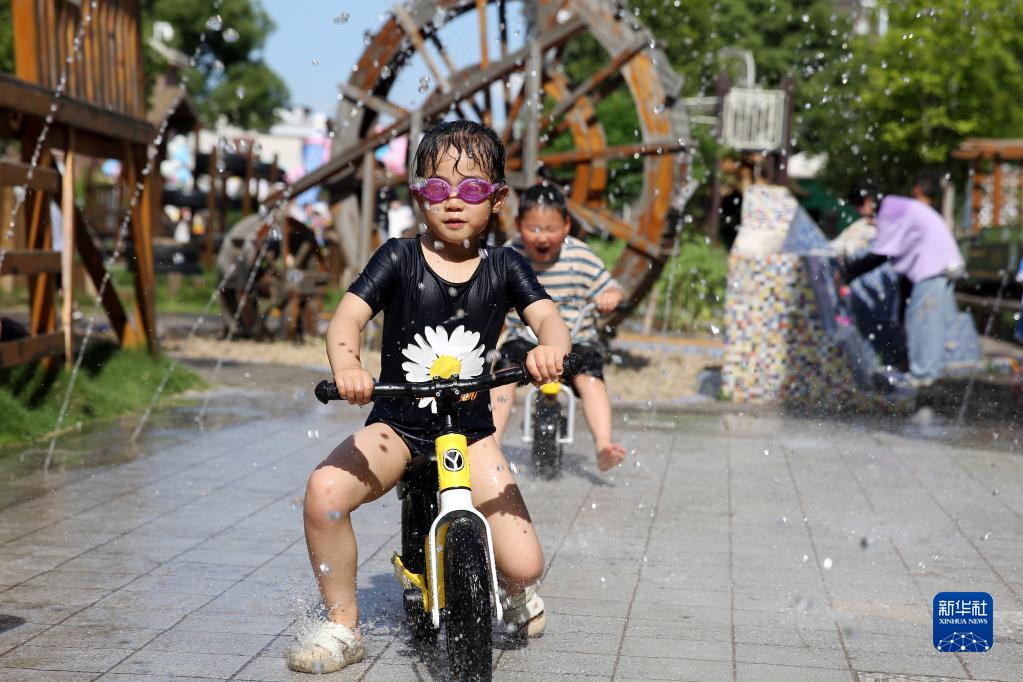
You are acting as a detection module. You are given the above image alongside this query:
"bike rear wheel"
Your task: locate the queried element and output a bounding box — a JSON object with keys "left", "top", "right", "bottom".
{"left": 531, "top": 396, "right": 562, "bottom": 479}
{"left": 444, "top": 516, "right": 493, "bottom": 681}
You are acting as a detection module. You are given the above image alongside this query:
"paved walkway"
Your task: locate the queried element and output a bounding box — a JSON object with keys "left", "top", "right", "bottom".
{"left": 1, "top": 391, "right": 1022, "bottom": 680}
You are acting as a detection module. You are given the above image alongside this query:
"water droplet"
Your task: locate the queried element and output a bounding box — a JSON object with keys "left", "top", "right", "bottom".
{"left": 763, "top": 449, "right": 770, "bottom": 456}
{"left": 334, "top": 11, "right": 350, "bottom": 24}
{"left": 312, "top": 58, "right": 320, "bottom": 66}
{"left": 982, "top": 533, "right": 991, "bottom": 540}
{"left": 822, "top": 557, "right": 833, "bottom": 570}
{"left": 590, "top": 502, "right": 597, "bottom": 509}
{"left": 418, "top": 76, "right": 431, "bottom": 93}
{"left": 206, "top": 15, "right": 223, "bottom": 31}
{"left": 326, "top": 510, "right": 342, "bottom": 521}
{"left": 319, "top": 562, "right": 331, "bottom": 574}
{"left": 223, "top": 28, "right": 240, "bottom": 43}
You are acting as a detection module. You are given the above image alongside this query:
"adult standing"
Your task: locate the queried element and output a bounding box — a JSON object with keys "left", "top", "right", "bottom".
{"left": 842, "top": 173, "right": 965, "bottom": 386}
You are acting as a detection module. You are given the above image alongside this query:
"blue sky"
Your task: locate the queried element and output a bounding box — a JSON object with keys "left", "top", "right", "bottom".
{"left": 261, "top": 1, "right": 387, "bottom": 114}
{"left": 260, "top": 1, "right": 529, "bottom": 117}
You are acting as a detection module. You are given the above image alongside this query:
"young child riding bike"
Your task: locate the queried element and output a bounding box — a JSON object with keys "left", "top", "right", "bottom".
{"left": 286, "top": 121, "right": 571, "bottom": 674}
{"left": 491, "top": 182, "right": 627, "bottom": 472}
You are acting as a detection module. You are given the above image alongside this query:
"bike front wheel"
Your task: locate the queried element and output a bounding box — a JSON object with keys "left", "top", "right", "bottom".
{"left": 444, "top": 516, "right": 493, "bottom": 681}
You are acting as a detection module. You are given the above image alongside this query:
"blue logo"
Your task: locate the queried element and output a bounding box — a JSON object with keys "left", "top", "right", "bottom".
{"left": 933, "top": 592, "right": 993, "bottom": 652}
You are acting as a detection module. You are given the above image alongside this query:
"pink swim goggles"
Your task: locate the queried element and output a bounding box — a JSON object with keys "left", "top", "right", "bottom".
{"left": 410, "top": 177, "right": 504, "bottom": 204}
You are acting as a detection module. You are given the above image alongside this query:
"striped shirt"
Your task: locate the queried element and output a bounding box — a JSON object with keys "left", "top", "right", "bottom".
{"left": 503, "top": 235, "right": 617, "bottom": 343}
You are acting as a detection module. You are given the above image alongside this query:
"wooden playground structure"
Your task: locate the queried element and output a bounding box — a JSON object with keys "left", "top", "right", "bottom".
{"left": 0, "top": 0, "right": 163, "bottom": 367}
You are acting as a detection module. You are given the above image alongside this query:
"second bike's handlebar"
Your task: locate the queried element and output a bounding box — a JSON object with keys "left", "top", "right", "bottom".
{"left": 315, "top": 352, "right": 584, "bottom": 404}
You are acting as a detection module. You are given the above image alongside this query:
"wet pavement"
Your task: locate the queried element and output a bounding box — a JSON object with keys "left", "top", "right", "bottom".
{"left": 0, "top": 379, "right": 1022, "bottom": 681}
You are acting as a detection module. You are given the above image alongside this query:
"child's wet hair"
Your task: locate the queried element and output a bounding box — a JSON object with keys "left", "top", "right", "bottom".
{"left": 411, "top": 120, "right": 505, "bottom": 183}
{"left": 517, "top": 182, "right": 569, "bottom": 221}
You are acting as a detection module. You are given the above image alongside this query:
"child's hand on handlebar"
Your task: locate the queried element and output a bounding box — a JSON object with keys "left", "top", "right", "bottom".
{"left": 594, "top": 286, "right": 623, "bottom": 314}
{"left": 525, "top": 345, "right": 566, "bottom": 386}
{"left": 333, "top": 368, "right": 375, "bottom": 405}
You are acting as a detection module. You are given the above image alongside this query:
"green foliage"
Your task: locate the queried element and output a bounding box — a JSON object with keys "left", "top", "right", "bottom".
{"left": 655, "top": 233, "right": 728, "bottom": 333}
{"left": 149, "top": 0, "right": 289, "bottom": 130}
{"left": 587, "top": 234, "right": 727, "bottom": 333}
{"left": 0, "top": 2, "right": 13, "bottom": 75}
{"left": 0, "top": 341, "right": 203, "bottom": 446}
{"left": 799, "top": 0, "right": 1023, "bottom": 193}
{"left": 629, "top": 0, "right": 847, "bottom": 96}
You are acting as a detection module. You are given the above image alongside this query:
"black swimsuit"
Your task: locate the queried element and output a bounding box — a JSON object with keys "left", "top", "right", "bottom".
{"left": 347, "top": 237, "right": 550, "bottom": 458}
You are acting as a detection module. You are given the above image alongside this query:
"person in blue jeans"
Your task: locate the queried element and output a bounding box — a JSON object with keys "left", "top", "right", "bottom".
{"left": 841, "top": 173, "right": 965, "bottom": 387}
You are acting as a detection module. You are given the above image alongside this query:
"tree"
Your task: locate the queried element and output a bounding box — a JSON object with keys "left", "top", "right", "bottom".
{"left": 147, "top": 0, "right": 289, "bottom": 131}
{"left": 551, "top": 0, "right": 848, "bottom": 211}
{"left": 799, "top": 0, "right": 1023, "bottom": 194}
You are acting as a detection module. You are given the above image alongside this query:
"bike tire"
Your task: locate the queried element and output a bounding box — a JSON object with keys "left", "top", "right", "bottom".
{"left": 531, "top": 397, "right": 562, "bottom": 479}
{"left": 401, "top": 493, "right": 436, "bottom": 643}
{"left": 444, "top": 516, "right": 493, "bottom": 681}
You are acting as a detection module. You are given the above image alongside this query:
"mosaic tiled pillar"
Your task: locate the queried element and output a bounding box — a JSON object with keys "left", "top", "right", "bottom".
{"left": 722, "top": 254, "right": 861, "bottom": 407}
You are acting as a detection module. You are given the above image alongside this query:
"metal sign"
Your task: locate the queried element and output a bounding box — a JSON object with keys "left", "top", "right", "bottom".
{"left": 722, "top": 88, "right": 787, "bottom": 151}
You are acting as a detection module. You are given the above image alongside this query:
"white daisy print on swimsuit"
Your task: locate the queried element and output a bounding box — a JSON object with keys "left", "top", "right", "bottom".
{"left": 401, "top": 324, "right": 487, "bottom": 412}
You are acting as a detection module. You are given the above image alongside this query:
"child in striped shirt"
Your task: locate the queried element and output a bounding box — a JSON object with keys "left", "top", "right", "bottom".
{"left": 491, "top": 183, "right": 627, "bottom": 471}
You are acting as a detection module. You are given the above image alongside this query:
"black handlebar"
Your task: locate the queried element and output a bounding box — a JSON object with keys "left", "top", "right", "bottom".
{"left": 315, "top": 352, "right": 584, "bottom": 404}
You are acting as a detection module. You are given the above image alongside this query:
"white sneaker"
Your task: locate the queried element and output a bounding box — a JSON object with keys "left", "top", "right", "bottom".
{"left": 286, "top": 621, "right": 366, "bottom": 674}
{"left": 503, "top": 586, "right": 546, "bottom": 638}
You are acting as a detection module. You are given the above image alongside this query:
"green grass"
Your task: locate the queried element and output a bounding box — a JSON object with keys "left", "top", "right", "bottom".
{"left": 0, "top": 341, "right": 204, "bottom": 446}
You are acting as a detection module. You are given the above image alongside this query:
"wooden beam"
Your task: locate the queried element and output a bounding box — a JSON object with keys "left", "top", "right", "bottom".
{"left": 73, "top": 206, "right": 133, "bottom": 346}
{"left": 0, "top": 331, "right": 65, "bottom": 368}
{"left": 567, "top": 198, "right": 662, "bottom": 258}
{"left": 0, "top": 250, "right": 61, "bottom": 275}
{"left": 338, "top": 82, "right": 410, "bottom": 119}
{"left": 0, "top": 73, "right": 155, "bottom": 147}
{"left": 393, "top": 4, "right": 451, "bottom": 94}
{"left": 540, "top": 37, "right": 645, "bottom": 133}
{"left": 523, "top": 42, "right": 541, "bottom": 186}
{"left": 0, "top": 160, "right": 60, "bottom": 193}
{"left": 507, "top": 140, "right": 685, "bottom": 169}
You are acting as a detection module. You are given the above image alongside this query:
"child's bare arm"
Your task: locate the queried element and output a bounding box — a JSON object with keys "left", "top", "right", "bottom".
{"left": 326, "top": 293, "right": 375, "bottom": 405}
{"left": 593, "top": 282, "right": 624, "bottom": 313}
{"left": 521, "top": 299, "right": 571, "bottom": 385}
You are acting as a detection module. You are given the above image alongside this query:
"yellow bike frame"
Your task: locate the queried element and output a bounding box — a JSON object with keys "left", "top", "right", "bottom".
{"left": 391, "top": 432, "right": 503, "bottom": 629}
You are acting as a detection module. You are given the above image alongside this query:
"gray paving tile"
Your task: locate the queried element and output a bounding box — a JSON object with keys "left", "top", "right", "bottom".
{"left": 0, "top": 670, "right": 96, "bottom": 681}
{"left": 734, "top": 641, "right": 849, "bottom": 668}
{"left": 736, "top": 662, "right": 852, "bottom": 681}
{"left": 0, "top": 644, "right": 130, "bottom": 673}
{"left": 141, "top": 629, "right": 274, "bottom": 657}
{"left": 110, "top": 649, "right": 250, "bottom": 678}
{"left": 28, "top": 625, "right": 161, "bottom": 651}
{"left": 619, "top": 635, "right": 732, "bottom": 662}
{"left": 613, "top": 655, "right": 733, "bottom": 680}
{"left": 497, "top": 648, "right": 615, "bottom": 676}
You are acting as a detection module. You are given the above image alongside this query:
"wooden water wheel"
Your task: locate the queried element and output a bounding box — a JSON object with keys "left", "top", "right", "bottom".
{"left": 274, "top": 0, "right": 693, "bottom": 324}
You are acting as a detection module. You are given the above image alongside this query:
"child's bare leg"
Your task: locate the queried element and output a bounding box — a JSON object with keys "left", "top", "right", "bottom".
{"left": 572, "top": 374, "right": 625, "bottom": 471}
{"left": 490, "top": 383, "right": 517, "bottom": 444}
{"left": 468, "top": 436, "right": 544, "bottom": 591}
{"left": 302, "top": 423, "right": 411, "bottom": 629}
